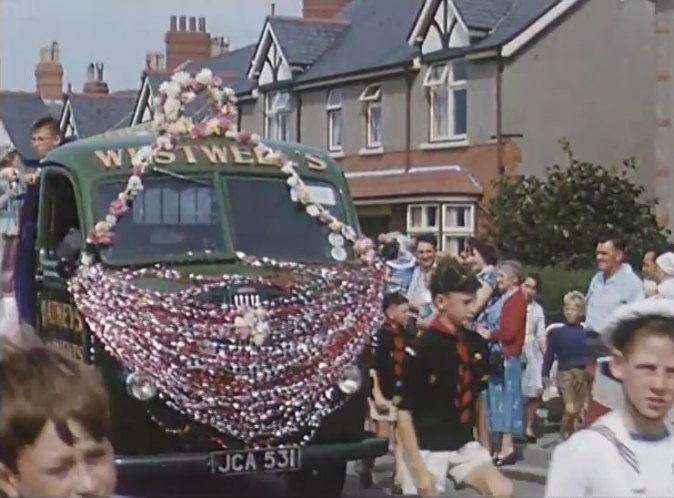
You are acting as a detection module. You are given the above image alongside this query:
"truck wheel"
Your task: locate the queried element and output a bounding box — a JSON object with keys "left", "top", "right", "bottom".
{"left": 284, "top": 463, "right": 346, "bottom": 497}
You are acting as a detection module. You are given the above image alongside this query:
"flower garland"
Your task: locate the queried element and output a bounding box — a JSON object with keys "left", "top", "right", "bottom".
{"left": 70, "top": 68, "right": 383, "bottom": 447}
{"left": 87, "top": 67, "right": 376, "bottom": 265}
{"left": 69, "top": 256, "right": 385, "bottom": 446}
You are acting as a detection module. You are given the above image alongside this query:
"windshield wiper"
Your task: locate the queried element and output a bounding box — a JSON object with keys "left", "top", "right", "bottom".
{"left": 150, "top": 166, "right": 211, "bottom": 186}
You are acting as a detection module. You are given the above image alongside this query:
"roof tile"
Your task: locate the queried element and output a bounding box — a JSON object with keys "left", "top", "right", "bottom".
{"left": 347, "top": 167, "right": 482, "bottom": 199}
{"left": 270, "top": 17, "right": 349, "bottom": 67}
{"left": 68, "top": 93, "right": 136, "bottom": 138}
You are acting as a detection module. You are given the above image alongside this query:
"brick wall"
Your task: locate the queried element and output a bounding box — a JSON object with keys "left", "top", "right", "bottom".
{"left": 165, "top": 16, "right": 212, "bottom": 71}
{"left": 303, "top": 0, "right": 351, "bottom": 19}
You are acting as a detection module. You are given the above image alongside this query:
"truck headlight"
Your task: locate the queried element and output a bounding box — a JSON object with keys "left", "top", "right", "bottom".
{"left": 125, "top": 372, "right": 158, "bottom": 401}
{"left": 337, "top": 365, "right": 362, "bottom": 394}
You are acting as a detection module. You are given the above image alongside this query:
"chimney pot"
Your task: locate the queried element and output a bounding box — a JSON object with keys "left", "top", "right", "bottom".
{"left": 189, "top": 16, "right": 196, "bottom": 31}
{"left": 170, "top": 15, "right": 177, "bottom": 30}
{"left": 96, "top": 62, "right": 104, "bottom": 81}
{"left": 199, "top": 17, "right": 206, "bottom": 32}
{"left": 87, "top": 63, "right": 95, "bottom": 82}
{"left": 179, "top": 16, "right": 187, "bottom": 30}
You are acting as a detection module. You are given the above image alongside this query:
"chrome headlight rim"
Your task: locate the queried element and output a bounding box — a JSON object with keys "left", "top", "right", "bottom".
{"left": 337, "top": 364, "right": 363, "bottom": 394}
{"left": 125, "top": 372, "right": 158, "bottom": 402}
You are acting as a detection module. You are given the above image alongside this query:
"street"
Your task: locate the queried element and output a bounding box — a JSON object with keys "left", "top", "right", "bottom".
{"left": 117, "top": 458, "right": 545, "bottom": 497}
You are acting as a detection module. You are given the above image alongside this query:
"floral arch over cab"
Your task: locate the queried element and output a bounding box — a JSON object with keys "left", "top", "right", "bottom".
{"left": 66, "top": 68, "right": 385, "bottom": 448}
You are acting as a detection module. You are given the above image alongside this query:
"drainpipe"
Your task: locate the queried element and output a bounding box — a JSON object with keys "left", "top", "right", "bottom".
{"left": 496, "top": 49, "right": 505, "bottom": 175}
{"left": 404, "top": 67, "right": 413, "bottom": 172}
{"left": 295, "top": 93, "right": 302, "bottom": 143}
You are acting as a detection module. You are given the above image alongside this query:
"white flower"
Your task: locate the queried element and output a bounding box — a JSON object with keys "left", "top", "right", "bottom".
{"left": 105, "top": 214, "right": 117, "bottom": 226}
{"left": 153, "top": 96, "right": 163, "bottom": 109}
{"left": 224, "top": 129, "right": 238, "bottom": 139}
{"left": 196, "top": 68, "right": 214, "bottom": 85}
{"left": 182, "top": 91, "right": 197, "bottom": 103}
{"left": 171, "top": 71, "right": 192, "bottom": 87}
{"left": 156, "top": 135, "right": 173, "bottom": 150}
{"left": 281, "top": 163, "right": 295, "bottom": 175}
{"left": 159, "top": 81, "right": 181, "bottom": 99}
{"left": 127, "top": 175, "right": 143, "bottom": 193}
{"left": 224, "top": 87, "right": 236, "bottom": 98}
{"left": 94, "top": 221, "right": 112, "bottom": 233}
{"left": 252, "top": 333, "right": 266, "bottom": 346}
{"left": 250, "top": 133, "right": 261, "bottom": 145}
{"left": 163, "top": 97, "right": 182, "bottom": 121}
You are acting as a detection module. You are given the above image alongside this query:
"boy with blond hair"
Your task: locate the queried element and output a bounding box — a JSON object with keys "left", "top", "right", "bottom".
{"left": 0, "top": 342, "right": 118, "bottom": 497}
{"left": 542, "top": 291, "right": 589, "bottom": 439}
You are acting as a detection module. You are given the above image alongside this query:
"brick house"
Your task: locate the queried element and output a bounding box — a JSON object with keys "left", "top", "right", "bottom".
{"left": 235, "top": 0, "right": 655, "bottom": 253}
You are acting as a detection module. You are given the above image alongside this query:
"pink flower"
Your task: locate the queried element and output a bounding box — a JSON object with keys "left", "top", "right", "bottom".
{"left": 192, "top": 82, "right": 206, "bottom": 94}
{"left": 88, "top": 227, "right": 114, "bottom": 246}
{"left": 217, "top": 115, "right": 231, "bottom": 131}
{"left": 109, "top": 199, "right": 129, "bottom": 217}
{"left": 238, "top": 131, "right": 252, "bottom": 145}
{"left": 354, "top": 237, "right": 374, "bottom": 256}
{"left": 213, "top": 76, "right": 223, "bottom": 87}
{"left": 190, "top": 123, "right": 207, "bottom": 139}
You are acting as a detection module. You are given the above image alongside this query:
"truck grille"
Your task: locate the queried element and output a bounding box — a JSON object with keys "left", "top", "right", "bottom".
{"left": 231, "top": 292, "right": 261, "bottom": 307}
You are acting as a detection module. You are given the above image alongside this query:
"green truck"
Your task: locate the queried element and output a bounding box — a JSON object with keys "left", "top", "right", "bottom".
{"left": 35, "top": 128, "right": 387, "bottom": 496}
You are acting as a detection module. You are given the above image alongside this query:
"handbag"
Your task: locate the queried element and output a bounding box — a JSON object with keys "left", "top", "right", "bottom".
{"left": 489, "top": 344, "right": 505, "bottom": 377}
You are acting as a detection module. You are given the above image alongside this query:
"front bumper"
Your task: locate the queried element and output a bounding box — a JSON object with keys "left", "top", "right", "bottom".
{"left": 116, "top": 436, "right": 388, "bottom": 477}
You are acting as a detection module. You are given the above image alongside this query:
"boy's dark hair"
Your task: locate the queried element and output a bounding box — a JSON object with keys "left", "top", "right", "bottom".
{"left": 379, "top": 239, "right": 400, "bottom": 261}
{"left": 612, "top": 316, "right": 674, "bottom": 357}
{"left": 414, "top": 233, "right": 437, "bottom": 250}
{"left": 0, "top": 344, "right": 111, "bottom": 470}
{"left": 429, "top": 258, "right": 481, "bottom": 298}
{"left": 382, "top": 292, "right": 408, "bottom": 312}
{"left": 469, "top": 238, "right": 498, "bottom": 266}
{"left": 31, "top": 116, "right": 60, "bottom": 136}
{"left": 527, "top": 272, "right": 543, "bottom": 294}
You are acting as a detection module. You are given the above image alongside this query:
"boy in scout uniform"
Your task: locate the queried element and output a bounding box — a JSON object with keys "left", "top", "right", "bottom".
{"left": 396, "top": 259, "right": 513, "bottom": 497}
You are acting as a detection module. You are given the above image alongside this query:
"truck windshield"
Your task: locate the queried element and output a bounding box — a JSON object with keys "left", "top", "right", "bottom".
{"left": 223, "top": 176, "right": 352, "bottom": 263}
{"left": 96, "top": 176, "right": 226, "bottom": 263}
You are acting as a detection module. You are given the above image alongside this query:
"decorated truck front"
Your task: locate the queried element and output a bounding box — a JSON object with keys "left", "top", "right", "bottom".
{"left": 35, "top": 70, "right": 386, "bottom": 496}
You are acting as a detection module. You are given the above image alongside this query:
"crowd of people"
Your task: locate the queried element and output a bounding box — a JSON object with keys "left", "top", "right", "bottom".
{"left": 363, "top": 231, "right": 674, "bottom": 496}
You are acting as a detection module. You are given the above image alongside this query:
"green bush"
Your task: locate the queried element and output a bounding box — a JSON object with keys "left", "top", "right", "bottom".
{"left": 487, "top": 140, "right": 670, "bottom": 269}
{"left": 525, "top": 266, "right": 596, "bottom": 320}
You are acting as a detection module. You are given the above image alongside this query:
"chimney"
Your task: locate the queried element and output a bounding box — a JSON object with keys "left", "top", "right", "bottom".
{"left": 210, "top": 36, "right": 230, "bottom": 57}
{"left": 83, "top": 61, "right": 109, "bottom": 95}
{"left": 35, "top": 41, "right": 64, "bottom": 101}
{"left": 303, "top": 0, "right": 351, "bottom": 19}
{"left": 165, "top": 14, "right": 212, "bottom": 71}
{"left": 145, "top": 51, "right": 167, "bottom": 71}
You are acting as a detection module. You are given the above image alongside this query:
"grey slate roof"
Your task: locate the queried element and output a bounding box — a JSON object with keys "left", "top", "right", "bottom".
{"left": 296, "top": 0, "right": 421, "bottom": 84}
{"left": 0, "top": 92, "right": 53, "bottom": 160}
{"left": 269, "top": 17, "right": 349, "bottom": 67}
{"left": 68, "top": 93, "right": 136, "bottom": 138}
{"left": 454, "top": 0, "right": 516, "bottom": 31}
{"left": 474, "top": 0, "right": 563, "bottom": 50}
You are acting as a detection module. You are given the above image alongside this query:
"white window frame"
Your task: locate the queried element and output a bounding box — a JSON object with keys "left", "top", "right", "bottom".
{"left": 359, "top": 84, "right": 382, "bottom": 149}
{"left": 405, "top": 202, "right": 476, "bottom": 256}
{"left": 326, "top": 89, "right": 343, "bottom": 151}
{"left": 264, "top": 91, "right": 291, "bottom": 141}
{"left": 424, "top": 61, "right": 467, "bottom": 142}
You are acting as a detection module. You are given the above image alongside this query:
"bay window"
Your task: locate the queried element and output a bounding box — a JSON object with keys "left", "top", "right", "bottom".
{"left": 406, "top": 202, "right": 475, "bottom": 255}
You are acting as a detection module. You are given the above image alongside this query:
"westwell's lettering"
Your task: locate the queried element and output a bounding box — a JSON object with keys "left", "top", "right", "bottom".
{"left": 40, "top": 300, "right": 84, "bottom": 334}
{"left": 93, "top": 144, "right": 328, "bottom": 172}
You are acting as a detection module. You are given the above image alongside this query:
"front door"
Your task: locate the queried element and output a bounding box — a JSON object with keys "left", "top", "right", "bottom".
{"left": 35, "top": 167, "right": 87, "bottom": 362}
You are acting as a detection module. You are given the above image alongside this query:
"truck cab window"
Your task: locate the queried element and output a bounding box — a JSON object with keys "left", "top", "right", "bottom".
{"left": 39, "top": 170, "right": 82, "bottom": 261}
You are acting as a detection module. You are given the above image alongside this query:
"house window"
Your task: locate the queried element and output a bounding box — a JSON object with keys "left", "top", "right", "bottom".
{"left": 326, "top": 89, "right": 343, "bottom": 151}
{"left": 264, "top": 91, "right": 291, "bottom": 141}
{"left": 358, "top": 84, "right": 382, "bottom": 148}
{"left": 406, "top": 202, "right": 475, "bottom": 256}
{"left": 424, "top": 60, "right": 467, "bottom": 141}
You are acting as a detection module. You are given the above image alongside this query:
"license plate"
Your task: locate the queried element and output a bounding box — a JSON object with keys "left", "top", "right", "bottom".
{"left": 209, "top": 447, "right": 301, "bottom": 476}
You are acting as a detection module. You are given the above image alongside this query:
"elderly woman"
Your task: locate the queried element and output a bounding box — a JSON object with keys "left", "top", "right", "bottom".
{"left": 477, "top": 260, "right": 527, "bottom": 466}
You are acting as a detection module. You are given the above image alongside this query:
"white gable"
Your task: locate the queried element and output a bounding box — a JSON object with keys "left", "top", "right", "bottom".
{"left": 409, "top": 0, "right": 470, "bottom": 55}
{"left": 0, "top": 120, "right": 13, "bottom": 150}
{"left": 248, "top": 21, "right": 292, "bottom": 86}
{"left": 59, "top": 99, "right": 78, "bottom": 139}
{"left": 131, "top": 77, "right": 155, "bottom": 126}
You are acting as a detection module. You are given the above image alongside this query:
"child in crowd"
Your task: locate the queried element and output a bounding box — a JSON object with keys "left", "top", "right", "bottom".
{"left": 542, "top": 291, "right": 589, "bottom": 440}
{"left": 0, "top": 342, "right": 118, "bottom": 497}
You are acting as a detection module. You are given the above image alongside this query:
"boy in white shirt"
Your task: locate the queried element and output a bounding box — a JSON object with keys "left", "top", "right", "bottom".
{"left": 545, "top": 298, "right": 674, "bottom": 498}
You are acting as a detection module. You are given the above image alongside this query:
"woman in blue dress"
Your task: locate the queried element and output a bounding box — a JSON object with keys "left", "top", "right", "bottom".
{"left": 476, "top": 260, "right": 527, "bottom": 466}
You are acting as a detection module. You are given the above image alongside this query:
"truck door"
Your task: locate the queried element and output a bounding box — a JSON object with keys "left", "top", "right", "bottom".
{"left": 35, "top": 167, "right": 87, "bottom": 362}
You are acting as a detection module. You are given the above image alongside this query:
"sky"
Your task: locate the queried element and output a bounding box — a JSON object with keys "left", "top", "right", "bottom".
{"left": 0, "top": 0, "right": 302, "bottom": 92}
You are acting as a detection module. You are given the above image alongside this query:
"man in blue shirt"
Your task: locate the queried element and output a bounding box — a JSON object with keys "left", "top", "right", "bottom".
{"left": 585, "top": 237, "right": 644, "bottom": 358}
